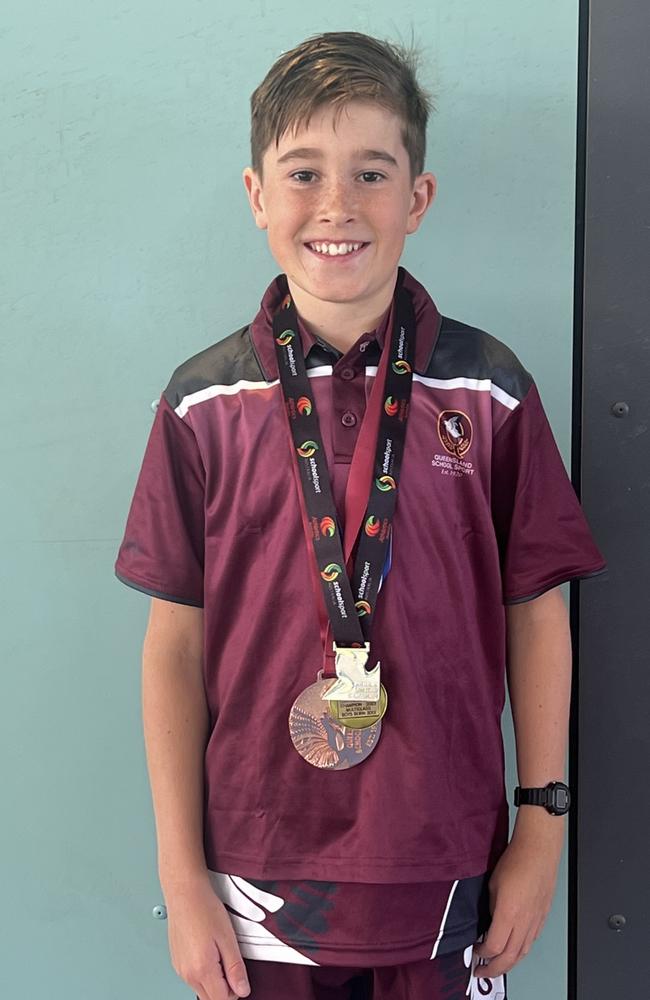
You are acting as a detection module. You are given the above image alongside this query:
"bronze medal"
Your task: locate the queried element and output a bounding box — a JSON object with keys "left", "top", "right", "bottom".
{"left": 289, "top": 672, "right": 381, "bottom": 769}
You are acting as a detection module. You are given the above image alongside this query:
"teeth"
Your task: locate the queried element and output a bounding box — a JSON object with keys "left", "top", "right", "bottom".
{"left": 309, "top": 242, "right": 363, "bottom": 256}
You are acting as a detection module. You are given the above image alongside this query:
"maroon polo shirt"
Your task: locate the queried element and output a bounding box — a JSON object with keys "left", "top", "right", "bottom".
{"left": 115, "top": 266, "right": 606, "bottom": 965}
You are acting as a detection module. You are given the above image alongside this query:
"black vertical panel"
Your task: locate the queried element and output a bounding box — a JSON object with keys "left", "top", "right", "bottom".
{"left": 570, "top": 1, "right": 650, "bottom": 997}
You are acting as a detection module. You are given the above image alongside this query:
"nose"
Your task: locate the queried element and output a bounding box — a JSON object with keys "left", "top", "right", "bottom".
{"left": 318, "top": 178, "right": 357, "bottom": 226}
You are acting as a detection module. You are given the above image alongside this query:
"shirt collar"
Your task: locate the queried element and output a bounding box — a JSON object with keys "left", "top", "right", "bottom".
{"left": 295, "top": 302, "right": 392, "bottom": 363}
{"left": 249, "top": 266, "right": 442, "bottom": 380}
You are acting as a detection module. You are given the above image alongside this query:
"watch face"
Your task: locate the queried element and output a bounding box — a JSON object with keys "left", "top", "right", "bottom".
{"left": 550, "top": 783, "right": 571, "bottom": 813}
{"left": 554, "top": 788, "right": 569, "bottom": 809}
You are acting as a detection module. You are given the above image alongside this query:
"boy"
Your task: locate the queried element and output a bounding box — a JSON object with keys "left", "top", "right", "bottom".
{"left": 115, "top": 31, "right": 606, "bottom": 1000}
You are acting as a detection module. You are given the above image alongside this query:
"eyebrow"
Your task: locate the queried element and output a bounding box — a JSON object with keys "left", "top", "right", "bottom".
{"left": 276, "top": 147, "right": 399, "bottom": 168}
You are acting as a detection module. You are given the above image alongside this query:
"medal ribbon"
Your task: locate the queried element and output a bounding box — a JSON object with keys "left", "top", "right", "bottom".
{"left": 272, "top": 271, "right": 416, "bottom": 667}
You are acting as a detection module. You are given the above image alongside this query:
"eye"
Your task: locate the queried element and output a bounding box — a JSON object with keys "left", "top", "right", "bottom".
{"left": 359, "top": 171, "right": 385, "bottom": 182}
{"left": 290, "top": 170, "right": 317, "bottom": 183}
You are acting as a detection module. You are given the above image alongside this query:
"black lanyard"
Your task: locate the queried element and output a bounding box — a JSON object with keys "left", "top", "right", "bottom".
{"left": 272, "top": 274, "right": 416, "bottom": 649}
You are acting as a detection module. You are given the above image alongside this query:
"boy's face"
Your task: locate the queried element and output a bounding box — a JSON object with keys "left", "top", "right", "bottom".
{"left": 243, "top": 101, "right": 436, "bottom": 315}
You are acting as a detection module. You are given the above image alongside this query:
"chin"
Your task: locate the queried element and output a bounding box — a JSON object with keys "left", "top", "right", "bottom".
{"left": 299, "top": 280, "right": 373, "bottom": 304}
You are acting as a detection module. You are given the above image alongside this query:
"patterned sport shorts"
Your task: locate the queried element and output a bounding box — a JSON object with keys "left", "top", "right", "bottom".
{"left": 197, "top": 944, "right": 507, "bottom": 1000}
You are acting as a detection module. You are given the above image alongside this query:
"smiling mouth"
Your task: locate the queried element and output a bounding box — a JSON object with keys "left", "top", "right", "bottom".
{"left": 304, "top": 242, "right": 370, "bottom": 260}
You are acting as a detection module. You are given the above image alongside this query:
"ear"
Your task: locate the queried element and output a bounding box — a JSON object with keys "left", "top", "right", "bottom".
{"left": 406, "top": 172, "right": 437, "bottom": 236}
{"left": 242, "top": 167, "right": 268, "bottom": 231}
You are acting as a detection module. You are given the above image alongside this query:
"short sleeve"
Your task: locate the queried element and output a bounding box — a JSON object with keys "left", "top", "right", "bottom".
{"left": 114, "top": 394, "right": 205, "bottom": 606}
{"left": 491, "top": 381, "right": 607, "bottom": 604}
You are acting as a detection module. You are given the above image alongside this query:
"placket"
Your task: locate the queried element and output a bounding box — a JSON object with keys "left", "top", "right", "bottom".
{"left": 329, "top": 337, "right": 380, "bottom": 529}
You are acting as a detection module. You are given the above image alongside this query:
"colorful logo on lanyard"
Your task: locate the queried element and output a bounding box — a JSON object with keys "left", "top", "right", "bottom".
{"left": 297, "top": 440, "right": 319, "bottom": 458}
{"left": 321, "top": 563, "right": 343, "bottom": 582}
{"left": 384, "top": 396, "right": 399, "bottom": 416}
{"left": 392, "top": 359, "right": 411, "bottom": 375}
{"left": 320, "top": 516, "right": 336, "bottom": 537}
{"left": 375, "top": 475, "right": 397, "bottom": 492}
{"left": 355, "top": 600, "right": 372, "bottom": 616}
{"left": 365, "top": 516, "right": 380, "bottom": 537}
{"left": 297, "top": 396, "right": 312, "bottom": 416}
{"left": 276, "top": 329, "right": 295, "bottom": 346}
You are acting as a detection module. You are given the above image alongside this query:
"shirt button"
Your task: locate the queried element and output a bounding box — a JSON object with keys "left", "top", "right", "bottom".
{"left": 340, "top": 367, "right": 356, "bottom": 381}
{"left": 341, "top": 411, "right": 357, "bottom": 427}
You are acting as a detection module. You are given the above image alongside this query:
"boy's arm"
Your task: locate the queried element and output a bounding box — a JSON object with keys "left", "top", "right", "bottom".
{"left": 507, "top": 585, "right": 572, "bottom": 838}
{"left": 142, "top": 597, "right": 210, "bottom": 892}
{"left": 141, "top": 598, "right": 252, "bottom": 998}
{"left": 473, "top": 585, "right": 571, "bottom": 978}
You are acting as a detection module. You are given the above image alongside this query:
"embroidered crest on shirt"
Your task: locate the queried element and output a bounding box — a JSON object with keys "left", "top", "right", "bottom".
{"left": 438, "top": 410, "right": 473, "bottom": 458}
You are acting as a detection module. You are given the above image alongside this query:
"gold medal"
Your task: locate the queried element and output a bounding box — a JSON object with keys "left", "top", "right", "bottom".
{"left": 327, "top": 683, "right": 388, "bottom": 730}
{"left": 289, "top": 671, "right": 382, "bottom": 769}
{"left": 323, "top": 643, "right": 381, "bottom": 702}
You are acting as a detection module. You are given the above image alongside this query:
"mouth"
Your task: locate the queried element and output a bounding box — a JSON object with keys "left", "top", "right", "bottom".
{"left": 303, "top": 241, "right": 370, "bottom": 262}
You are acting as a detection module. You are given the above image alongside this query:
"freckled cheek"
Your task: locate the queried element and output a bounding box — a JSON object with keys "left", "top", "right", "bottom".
{"left": 268, "top": 195, "right": 314, "bottom": 233}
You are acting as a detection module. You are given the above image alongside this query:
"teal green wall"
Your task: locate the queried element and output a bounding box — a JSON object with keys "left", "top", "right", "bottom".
{"left": 1, "top": 2, "right": 578, "bottom": 996}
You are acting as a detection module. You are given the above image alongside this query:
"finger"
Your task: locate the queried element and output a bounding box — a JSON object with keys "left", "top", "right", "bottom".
{"left": 477, "top": 926, "right": 528, "bottom": 979}
{"left": 220, "top": 948, "right": 251, "bottom": 998}
{"left": 509, "top": 913, "right": 543, "bottom": 970}
{"left": 518, "top": 924, "right": 538, "bottom": 962}
{"left": 198, "top": 944, "right": 242, "bottom": 1000}
{"left": 206, "top": 923, "right": 251, "bottom": 999}
{"left": 534, "top": 909, "right": 550, "bottom": 941}
{"left": 200, "top": 961, "right": 239, "bottom": 1000}
{"left": 194, "top": 986, "right": 229, "bottom": 1000}
{"left": 473, "top": 912, "right": 513, "bottom": 961}
{"left": 223, "top": 963, "right": 249, "bottom": 997}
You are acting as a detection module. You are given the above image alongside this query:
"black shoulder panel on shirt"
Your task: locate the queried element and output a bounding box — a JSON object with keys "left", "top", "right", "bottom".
{"left": 429, "top": 316, "right": 534, "bottom": 403}
{"left": 162, "top": 325, "right": 266, "bottom": 410}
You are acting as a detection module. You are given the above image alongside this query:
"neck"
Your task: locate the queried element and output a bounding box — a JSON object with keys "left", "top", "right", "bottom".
{"left": 287, "top": 272, "right": 397, "bottom": 354}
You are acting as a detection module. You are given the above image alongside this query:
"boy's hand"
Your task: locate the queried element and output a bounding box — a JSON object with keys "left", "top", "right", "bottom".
{"left": 472, "top": 814, "right": 564, "bottom": 979}
{"left": 163, "top": 872, "right": 251, "bottom": 999}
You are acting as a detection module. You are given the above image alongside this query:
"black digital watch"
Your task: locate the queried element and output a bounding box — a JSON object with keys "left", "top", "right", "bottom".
{"left": 514, "top": 781, "right": 571, "bottom": 815}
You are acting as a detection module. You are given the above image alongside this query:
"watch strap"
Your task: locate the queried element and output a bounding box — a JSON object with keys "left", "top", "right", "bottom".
{"left": 515, "top": 787, "right": 548, "bottom": 806}
{"left": 514, "top": 781, "right": 571, "bottom": 814}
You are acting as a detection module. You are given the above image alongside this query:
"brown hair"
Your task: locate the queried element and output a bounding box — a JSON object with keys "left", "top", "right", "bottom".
{"left": 249, "top": 31, "right": 434, "bottom": 185}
